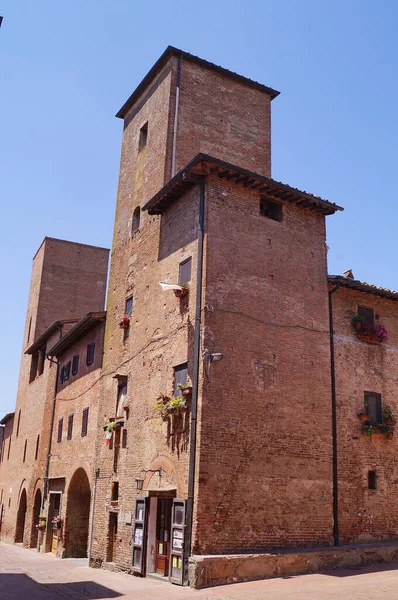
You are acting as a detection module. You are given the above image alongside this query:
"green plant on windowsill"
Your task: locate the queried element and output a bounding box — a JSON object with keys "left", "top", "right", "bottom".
{"left": 155, "top": 394, "right": 187, "bottom": 418}
{"left": 362, "top": 423, "right": 374, "bottom": 437}
{"left": 382, "top": 404, "right": 396, "bottom": 425}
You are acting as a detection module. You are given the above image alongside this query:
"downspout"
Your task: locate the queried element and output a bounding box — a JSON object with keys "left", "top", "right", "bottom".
{"left": 184, "top": 181, "right": 205, "bottom": 584}
{"left": 329, "top": 283, "right": 340, "bottom": 546}
{"left": 41, "top": 325, "right": 63, "bottom": 511}
{"left": 171, "top": 52, "right": 182, "bottom": 177}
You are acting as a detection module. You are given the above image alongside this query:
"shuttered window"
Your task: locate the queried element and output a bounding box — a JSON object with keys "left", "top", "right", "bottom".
{"left": 358, "top": 306, "right": 375, "bottom": 327}
{"left": 174, "top": 363, "right": 188, "bottom": 397}
{"left": 81, "top": 407, "right": 89, "bottom": 437}
{"left": 67, "top": 414, "right": 74, "bottom": 441}
{"left": 86, "top": 343, "right": 95, "bottom": 366}
{"left": 365, "top": 392, "right": 382, "bottom": 425}
{"left": 72, "top": 354, "right": 79, "bottom": 376}
{"left": 57, "top": 418, "right": 63, "bottom": 443}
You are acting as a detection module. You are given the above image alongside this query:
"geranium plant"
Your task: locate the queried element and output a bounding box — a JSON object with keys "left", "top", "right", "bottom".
{"left": 119, "top": 314, "right": 131, "bottom": 329}
{"left": 352, "top": 314, "right": 388, "bottom": 343}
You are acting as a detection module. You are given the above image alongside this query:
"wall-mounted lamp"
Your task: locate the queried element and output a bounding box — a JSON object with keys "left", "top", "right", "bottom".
{"left": 209, "top": 352, "right": 223, "bottom": 362}
{"left": 135, "top": 478, "right": 144, "bottom": 491}
{"left": 135, "top": 468, "right": 164, "bottom": 490}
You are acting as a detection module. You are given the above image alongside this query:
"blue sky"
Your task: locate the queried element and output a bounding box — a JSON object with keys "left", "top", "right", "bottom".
{"left": 1, "top": 0, "right": 398, "bottom": 415}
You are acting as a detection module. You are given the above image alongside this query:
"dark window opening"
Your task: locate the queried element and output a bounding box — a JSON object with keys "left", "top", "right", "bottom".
{"left": 27, "top": 317, "right": 32, "bottom": 344}
{"left": 23, "top": 440, "right": 27, "bottom": 463}
{"left": 139, "top": 122, "right": 148, "bottom": 151}
{"left": 122, "top": 429, "right": 128, "bottom": 449}
{"left": 179, "top": 258, "right": 192, "bottom": 285}
{"left": 29, "top": 352, "right": 39, "bottom": 383}
{"left": 86, "top": 343, "right": 95, "bottom": 366}
{"left": 35, "top": 435, "right": 40, "bottom": 460}
{"left": 358, "top": 306, "right": 375, "bottom": 327}
{"left": 57, "top": 418, "right": 63, "bottom": 443}
{"left": 111, "top": 481, "right": 119, "bottom": 502}
{"left": 124, "top": 296, "right": 133, "bottom": 317}
{"left": 67, "top": 414, "right": 74, "bottom": 441}
{"left": 368, "top": 470, "right": 377, "bottom": 490}
{"left": 7, "top": 438, "right": 11, "bottom": 460}
{"left": 16, "top": 410, "right": 21, "bottom": 437}
{"left": 81, "top": 407, "right": 89, "bottom": 438}
{"left": 113, "top": 428, "right": 121, "bottom": 473}
{"left": 365, "top": 392, "right": 382, "bottom": 425}
{"left": 260, "top": 197, "right": 283, "bottom": 222}
{"left": 174, "top": 363, "right": 188, "bottom": 397}
{"left": 72, "top": 354, "right": 79, "bottom": 376}
{"left": 132, "top": 207, "right": 141, "bottom": 234}
{"left": 37, "top": 348, "right": 46, "bottom": 376}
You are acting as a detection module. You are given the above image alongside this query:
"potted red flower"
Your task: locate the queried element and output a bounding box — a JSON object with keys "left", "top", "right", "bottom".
{"left": 119, "top": 314, "right": 131, "bottom": 329}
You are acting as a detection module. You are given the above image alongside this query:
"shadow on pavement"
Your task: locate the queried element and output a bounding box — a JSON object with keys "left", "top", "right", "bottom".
{"left": 0, "top": 573, "right": 122, "bottom": 599}
{"left": 320, "top": 562, "right": 398, "bottom": 578}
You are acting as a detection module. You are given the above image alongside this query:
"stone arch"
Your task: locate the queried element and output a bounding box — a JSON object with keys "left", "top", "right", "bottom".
{"left": 64, "top": 468, "right": 91, "bottom": 558}
{"left": 15, "top": 488, "right": 27, "bottom": 543}
{"left": 30, "top": 488, "right": 42, "bottom": 548}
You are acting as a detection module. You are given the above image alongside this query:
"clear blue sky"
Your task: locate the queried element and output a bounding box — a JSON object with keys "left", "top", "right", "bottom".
{"left": 1, "top": 0, "right": 398, "bottom": 415}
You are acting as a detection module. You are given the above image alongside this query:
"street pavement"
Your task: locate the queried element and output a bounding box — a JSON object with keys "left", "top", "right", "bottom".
{"left": 1, "top": 542, "right": 398, "bottom": 599}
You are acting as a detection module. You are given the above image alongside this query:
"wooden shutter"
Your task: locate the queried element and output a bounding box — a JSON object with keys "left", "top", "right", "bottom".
{"left": 86, "top": 343, "right": 95, "bottom": 366}
{"left": 174, "top": 364, "right": 188, "bottom": 397}
{"left": 72, "top": 354, "right": 79, "bottom": 376}
{"left": 132, "top": 497, "right": 148, "bottom": 574}
{"left": 169, "top": 498, "right": 187, "bottom": 585}
{"left": 81, "top": 407, "right": 89, "bottom": 437}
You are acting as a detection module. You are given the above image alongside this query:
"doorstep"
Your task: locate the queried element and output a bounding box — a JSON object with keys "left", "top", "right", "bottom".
{"left": 189, "top": 541, "right": 398, "bottom": 589}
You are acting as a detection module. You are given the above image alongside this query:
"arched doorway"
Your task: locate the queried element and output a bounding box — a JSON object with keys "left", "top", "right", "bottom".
{"left": 65, "top": 468, "right": 91, "bottom": 558}
{"left": 30, "top": 488, "right": 42, "bottom": 548}
{"left": 15, "top": 489, "right": 27, "bottom": 543}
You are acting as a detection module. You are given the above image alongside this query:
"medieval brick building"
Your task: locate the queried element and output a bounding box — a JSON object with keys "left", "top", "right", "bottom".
{"left": 2, "top": 47, "right": 398, "bottom": 588}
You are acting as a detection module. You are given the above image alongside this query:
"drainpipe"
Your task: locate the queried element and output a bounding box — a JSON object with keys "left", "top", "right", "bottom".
{"left": 184, "top": 181, "right": 205, "bottom": 584}
{"left": 171, "top": 52, "right": 182, "bottom": 177}
{"left": 42, "top": 325, "right": 63, "bottom": 511}
{"left": 329, "top": 283, "right": 340, "bottom": 546}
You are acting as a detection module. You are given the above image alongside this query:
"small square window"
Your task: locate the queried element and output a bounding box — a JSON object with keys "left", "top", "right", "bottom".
{"left": 358, "top": 306, "right": 375, "bottom": 327}
{"left": 72, "top": 354, "right": 79, "bottom": 376}
{"left": 86, "top": 343, "right": 95, "bottom": 366}
{"left": 260, "top": 197, "right": 282, "bottom": 222}
{"left": 179, "top": 258, "right": 192, "bottom": 285}
{"left": 139, "top": 122, "right": 148, "bottom": 151}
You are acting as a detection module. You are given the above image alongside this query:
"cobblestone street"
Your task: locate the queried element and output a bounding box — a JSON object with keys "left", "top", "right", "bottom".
{"left": 1, "top": 542, "right": 398, "bottom": 599}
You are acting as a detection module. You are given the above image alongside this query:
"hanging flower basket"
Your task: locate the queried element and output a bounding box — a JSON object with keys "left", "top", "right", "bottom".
{"left": 119, "top": 314, "right": 131, "bottom": 329}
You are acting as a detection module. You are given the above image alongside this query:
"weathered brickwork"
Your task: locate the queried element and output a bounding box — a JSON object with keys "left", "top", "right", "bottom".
{"left": 331, "top": 285, "right": 398, "bottom": 543}
{"left": 0, "top": 239, "right": 109, "bottom": 550}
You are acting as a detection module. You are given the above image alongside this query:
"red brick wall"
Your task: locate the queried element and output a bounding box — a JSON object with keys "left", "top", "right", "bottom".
{"left": 193, "top": 176, "right": 334, "bottom": 553}
{"left": 0, "top": 238, "right": 109, "bottom": 547}
{"left": 176, "top": 59, "right": 272, "bottom": 177}
{"left": 331, "top": 286, "right": 398, "bottom": 543}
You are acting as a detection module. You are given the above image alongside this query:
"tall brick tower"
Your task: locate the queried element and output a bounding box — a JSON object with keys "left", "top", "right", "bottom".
{"left": 91, "top": 47, "right": 342, "bottom": 586}
{"left": 0, "top": 238, "right": 109, "bottom": 546}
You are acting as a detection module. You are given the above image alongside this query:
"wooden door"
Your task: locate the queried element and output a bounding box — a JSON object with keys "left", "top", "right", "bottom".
{"left": 155, "top": 498, "right": 172, "bottom": 576}
{"left": 50, "top": 493, "right": 61, "bottom": 554}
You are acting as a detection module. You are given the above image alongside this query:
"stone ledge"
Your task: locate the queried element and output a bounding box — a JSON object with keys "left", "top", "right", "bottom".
{"left": 188, "top": 542, "right": 398, "bottom": 589}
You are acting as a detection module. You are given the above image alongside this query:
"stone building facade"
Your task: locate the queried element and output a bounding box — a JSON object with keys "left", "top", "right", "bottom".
{"left": 2, "top": 46, "right": 398, "bottom": 589}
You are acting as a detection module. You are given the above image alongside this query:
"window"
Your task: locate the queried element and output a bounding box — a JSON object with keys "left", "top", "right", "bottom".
{"left": 365, "top": 392, "right": 382, "bottom": 425}
{"left": 81, "top": 407, "right": 89, "bottom": 438}
{"left": 111, "top": 481, "right": 119, "bottom": 502}
{"left": 29, "top": 352, "right": 39, "bottom": 383}
{"left": 86, "top": 343, "right": 95, "bottom": 366}
{"left": 57, "top": 418, "right": 63, "bottom": 443}
{"left": 23, "top": 440, "right": 27, "bottom": 463}
{"left": 179, "top": 258, "right": 192, "bottom": 285}
{"left": 67, "top": 414, "right": 74, "bottom": 441}
{"left": 358, "top": 306, "right": 375, "bottom": 327}
{"left": 368, "top": 470, "right": 377, "bottom": 490}
{"left": 72, "top": 354, "right": 79, "bottom": 376}
{"left": 132, "top": 207, "right": 141, "bottom": 234}
{"left": 139, "top": 122, "right": 148, "bottom": 150}
{"left": 124, "top": 296, "right": 133, "bottom": 317}
{"left": 35, "top": 435, "right": 40, "bottom": 460}
{"left": 37, "top": 348, "right": 46, "bottom": 376}
{"left": 16, "top": 410, "right": 21, "bottom": 437}
{"left": 174, "top": 363, "right": 188, "bottom": 397}
{"left": 260, "top": 197, "right": 283, "bottom": 222}
{"left": 7, "top": 438, "right": 11, "bottom": 460}
{"left": 116, "top": 377, "right": 128, "bottom": 418}
{"left": 60, "top": 361, "right": 71, "bottom": 384}
{"left": 27, "top": 317, "right": 32, "bottom": 344}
